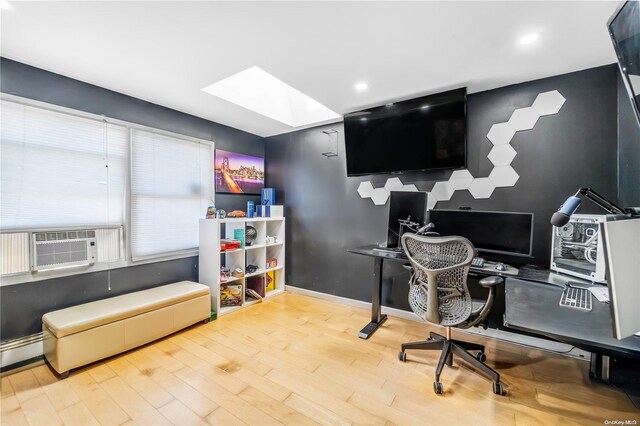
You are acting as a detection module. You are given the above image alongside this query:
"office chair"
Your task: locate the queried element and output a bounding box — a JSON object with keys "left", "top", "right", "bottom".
{"left": 399, "top": 233, "right": 505, "bottom": 396}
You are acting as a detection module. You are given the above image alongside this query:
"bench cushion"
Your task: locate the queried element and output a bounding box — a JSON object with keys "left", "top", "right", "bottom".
{"left": 42, "top": 281, "right": 210, "bottom": 338}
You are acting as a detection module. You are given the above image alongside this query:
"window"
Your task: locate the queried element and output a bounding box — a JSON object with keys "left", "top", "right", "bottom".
{"left": 130, "top": 129, "right": 212, "bottom": 260}
{"left": 1, "top": 100, "right": 127, "bottom": 229}
{"left": 1, "top": 96, "right": 214, "bottom": 281}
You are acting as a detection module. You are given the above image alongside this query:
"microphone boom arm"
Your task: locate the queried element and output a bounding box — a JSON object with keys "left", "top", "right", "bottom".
{"left": 575, "top": 187, "right": 631, "bottom": 216}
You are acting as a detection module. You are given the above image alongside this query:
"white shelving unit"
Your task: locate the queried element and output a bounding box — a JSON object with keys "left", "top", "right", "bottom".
{"left": 199, "top": 217, "right": 286, "bottom": 317}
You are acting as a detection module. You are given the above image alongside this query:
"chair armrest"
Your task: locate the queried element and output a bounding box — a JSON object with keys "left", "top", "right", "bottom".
{"left": 479, "top": 276, "right": 504, "bottom": 288}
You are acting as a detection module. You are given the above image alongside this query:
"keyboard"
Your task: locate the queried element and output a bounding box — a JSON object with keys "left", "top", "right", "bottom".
{"left": 372, "top": 247, "right": 403, "bottom": 254}
{"left": 471, "top": 257, "right": 485, "bottom": 268}
{"left": 559, "top": 286, "right": 592, "bottom": 311}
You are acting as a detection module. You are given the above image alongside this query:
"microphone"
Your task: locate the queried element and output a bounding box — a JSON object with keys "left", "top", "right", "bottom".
{"left": 417, "top": 222, "right": 436, "bottom": 235}
{"left": 550, "top": 196, "right": 582, "bottom": 227}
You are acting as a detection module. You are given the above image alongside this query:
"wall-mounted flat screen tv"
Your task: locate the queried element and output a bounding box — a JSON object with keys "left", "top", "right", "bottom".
{"left": 609, "top": 0, "right": 640, "bottom": 127}
{"left": 343, "top": 87, "right": 466, "bottom": 177}
{"left": 215, "top": 149, "right": 264, "bottom": 194}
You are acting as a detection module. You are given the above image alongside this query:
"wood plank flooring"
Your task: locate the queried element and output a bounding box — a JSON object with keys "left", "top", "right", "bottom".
{"left": 1, "top": 292, "right": 638, "bottom": 425}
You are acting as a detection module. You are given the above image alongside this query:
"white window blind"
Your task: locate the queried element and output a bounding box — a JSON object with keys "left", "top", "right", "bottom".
{"left": 131, "top": 129, "right": 212, "bottom": 259}
{"left": 0, "top": 100, "right": 127, "bottom": 229}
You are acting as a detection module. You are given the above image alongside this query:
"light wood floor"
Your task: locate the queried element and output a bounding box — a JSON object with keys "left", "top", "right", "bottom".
{"left": 1, "top": 292, "right": 638, "bottom": 425}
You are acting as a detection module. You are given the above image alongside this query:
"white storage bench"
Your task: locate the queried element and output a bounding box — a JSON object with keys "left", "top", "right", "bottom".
{"left": 42, "top": 281, "right": 211, "bottom": 378}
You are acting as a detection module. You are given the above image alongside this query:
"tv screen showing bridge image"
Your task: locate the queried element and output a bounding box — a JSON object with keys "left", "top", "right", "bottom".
{"left": 215, "top": 149, "right": 265, "bottom": 194}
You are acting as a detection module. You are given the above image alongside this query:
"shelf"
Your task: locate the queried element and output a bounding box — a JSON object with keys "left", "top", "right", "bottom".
{"left": 219, "top": 305, "right": 242, "bottom": 315}
{"left": 217, "top": 218, "right": 247, "bottom": 223}
{"left": 243, "top": 298, "right": 263, "bottom": 307}
{"left": 265, "top": 288, "right": 285, "bottom": 298}
{"left": 220, "top": 248, "right": 243, "bottom": 254}
{"left": 199, "top": 216, "right": 285, "bottom": 320}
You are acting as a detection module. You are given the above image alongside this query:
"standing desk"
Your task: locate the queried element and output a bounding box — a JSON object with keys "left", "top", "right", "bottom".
{"left": 348, "top": 244, "right": 518, "bottom": 339}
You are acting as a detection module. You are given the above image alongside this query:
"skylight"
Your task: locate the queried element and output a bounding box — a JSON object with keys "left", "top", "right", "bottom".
{"left": 202, "top": 66, "right": 340, "bottom": 127}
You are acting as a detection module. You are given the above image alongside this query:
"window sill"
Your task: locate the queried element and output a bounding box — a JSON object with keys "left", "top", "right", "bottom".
{"left": 0, "top": 250, "right": 199, "bottom": 287}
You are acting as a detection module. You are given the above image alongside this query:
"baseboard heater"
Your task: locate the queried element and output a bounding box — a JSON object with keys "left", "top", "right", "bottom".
{"left": 0, "top": 333, "right": 45, "bottom": 371}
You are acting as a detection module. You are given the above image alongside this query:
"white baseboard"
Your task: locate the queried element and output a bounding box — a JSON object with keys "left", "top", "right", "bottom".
{"left": 285, "top": 285, "right": 590, "bottom": 360}
{"left": 1, "top": 333, "right": 44, "bottom": 370}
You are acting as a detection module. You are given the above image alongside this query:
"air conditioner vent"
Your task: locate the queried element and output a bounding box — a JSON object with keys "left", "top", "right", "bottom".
{"left": 31, "top": 230, "right": 97, "bottom": 271}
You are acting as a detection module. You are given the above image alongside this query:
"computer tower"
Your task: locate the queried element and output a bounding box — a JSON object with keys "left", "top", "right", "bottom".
{"left": 550, "top": 214, "right": 607, "bottom": 283}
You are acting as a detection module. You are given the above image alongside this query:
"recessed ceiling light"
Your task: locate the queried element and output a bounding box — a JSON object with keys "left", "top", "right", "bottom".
{"left": 0, "top": 1, "right": 13, "bottom": 10}
{"left": 355, "top": 82, "right": 369, "bottom": 92}
{"left": 519, "top": 33, "right": 540, "bottom": 45}
{"left": 202, "top": 66, "right": 340, "bottom": 127}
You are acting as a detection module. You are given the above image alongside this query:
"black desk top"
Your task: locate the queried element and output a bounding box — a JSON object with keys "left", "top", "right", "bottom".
{"left": 505, "top": 277, "right": 640, "bottom": 357}
{"left": 349, "top": 244, "right": 520, "bottom": 276}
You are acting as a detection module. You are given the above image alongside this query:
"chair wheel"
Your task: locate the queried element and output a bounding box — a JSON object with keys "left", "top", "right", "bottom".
{"left": 493, "top": 382, "right": 504, "bottom": 395}
{"left": 476, "top": 351, "right": 487, "bottom": 363}
{"left": 433, "top": 381, "right": 443, "bottom": 395}
{"left": 398, "top": 351, "right": 407, "bottom": 362}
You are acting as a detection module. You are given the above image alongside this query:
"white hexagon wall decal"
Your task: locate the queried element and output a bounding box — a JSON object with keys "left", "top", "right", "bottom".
{"left": 401, "top": 184, "right": 419, "bottom": 192}
{"left": 489, "top": 165, "right": 520, "bottom": 188}
{"left": 508, "top": 107, "right": 540, "bottom": 131}
{"left": 532, "top": 90, "right": 566, "bottom": 116}
{"left": 357, "top": 181, "right": 374, "bottom": 199}
{"left": 355, "top": 89, "right": 565, "bottom": 205}
{"left": 486, "top": 122, "right": 516, "bottom": 146}
{"left": 371, "top": 188, "right": 390, "bottom": 205}
{"left": 448, "top": 169, "right": 474, "bottom": 190}
{"left": 430, "top": 181, "right": 455, "bottom": 202}
{"left": 488, "top": 145, "right": 517, "bottom": 166}
{"left": 468, "top": 178, "right": 496, "bottom": 199}
{"left": 427, "top": 195, "right": 437, "bottom": 211}
{"left": 384, "top": 177, "right": 404, "bottom": 192}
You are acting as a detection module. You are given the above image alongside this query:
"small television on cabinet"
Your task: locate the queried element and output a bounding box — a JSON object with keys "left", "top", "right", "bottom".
{"left": 609, "top": 0, "right": 640, "bottom": 127}
{"left": 343, "top": 88, "right": 467, "bottom": 177}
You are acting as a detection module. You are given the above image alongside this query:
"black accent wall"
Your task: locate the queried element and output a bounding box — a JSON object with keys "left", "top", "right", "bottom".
{"left": 265, "top": 65, "right": 622, "bottom": 312}
{"left": 0, "top": 58, "right": 265, "bottom": 341}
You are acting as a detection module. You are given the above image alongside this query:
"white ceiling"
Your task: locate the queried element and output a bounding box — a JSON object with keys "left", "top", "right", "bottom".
{"left": 1, "top": 1, "right": 620, "bottom": 137}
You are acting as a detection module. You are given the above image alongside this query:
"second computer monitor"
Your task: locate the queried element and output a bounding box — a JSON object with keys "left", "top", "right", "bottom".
{"left": 387, "top": 191, "right": 427, "bottom": 248}
{"left": 428, "top": 209, "right": 534, "bottom": 257}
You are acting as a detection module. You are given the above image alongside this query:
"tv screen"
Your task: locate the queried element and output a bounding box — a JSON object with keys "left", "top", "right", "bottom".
{"left": 344, "top": 88, "right": 466, "bottom": 177}
{"left": 609, "top": 0, "right": 640, "bottom": 127}
{"left": 215, "top": 149, "right": 264, "bottom": 194}
{"left": 428, "top": 209, "right": 534, "bottom": 258}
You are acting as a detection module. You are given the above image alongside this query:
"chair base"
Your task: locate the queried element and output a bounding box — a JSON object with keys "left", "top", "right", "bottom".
{"left": 399, "top": 331, "right": 504, "bottom": 395}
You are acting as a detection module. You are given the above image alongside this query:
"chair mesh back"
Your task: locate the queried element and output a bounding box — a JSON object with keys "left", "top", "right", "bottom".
{"left": 402, "top": 234, "right": 474, "bottom": 326}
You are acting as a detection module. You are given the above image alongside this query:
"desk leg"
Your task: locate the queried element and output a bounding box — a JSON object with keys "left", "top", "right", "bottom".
{"left": 589, "top": 353, "right": 611, "bottom": 382}
{"left": 359, "top": 257, "right": 388, "bottom": 339}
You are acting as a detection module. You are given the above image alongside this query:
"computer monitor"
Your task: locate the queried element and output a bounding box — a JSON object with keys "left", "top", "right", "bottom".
{"left": 600, "top": 216, "right": 640, "bottom": 340}
{"left": 387, "top": 191, "right": 428, "bottom": 248}
{"left": 428, "top": 209, "right": 534, "bottom": 257}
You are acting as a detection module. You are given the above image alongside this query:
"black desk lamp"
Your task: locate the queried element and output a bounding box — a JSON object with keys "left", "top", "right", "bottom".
{"left": 550, "top": 187, "right": 638, "bottom": 227}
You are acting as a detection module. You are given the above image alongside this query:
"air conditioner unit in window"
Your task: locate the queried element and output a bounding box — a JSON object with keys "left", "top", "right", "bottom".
{"left": 31, "top": 230, "right": 97, "bottom": 271}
